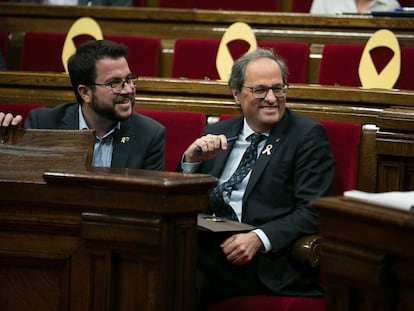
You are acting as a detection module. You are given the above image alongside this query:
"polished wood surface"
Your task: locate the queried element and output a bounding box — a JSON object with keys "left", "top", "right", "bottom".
{"left": 312, "top": 196, "right": 414, "bottom": 311}
{"left": 1, "top": 3, "right": 414, "bottom": 82}
{"left": 0, "top": 71, "right": 413, "bottom": 192}
{"left": 0, "top": 128, "right": 218, "bottom": 311}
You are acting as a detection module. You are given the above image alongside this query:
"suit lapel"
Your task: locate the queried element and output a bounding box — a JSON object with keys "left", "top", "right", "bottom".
{"left": 60, "top": 104, "right": 80, "bottom": 129}
{"left": 111, "top": 122, "right": 131, "bottom": 168}
{"left": 210, "top": 118, "right": 243, "bottom": 177}
{"left": 243, "top": 111, "right": 291, "bottom": 204}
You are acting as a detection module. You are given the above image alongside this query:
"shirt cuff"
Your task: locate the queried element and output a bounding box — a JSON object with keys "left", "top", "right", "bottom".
{"left": 181, "top": 156, "right": 201, "bottom": 173}
{"left": 253, "top": 229, "right": 272, "bottom": 253}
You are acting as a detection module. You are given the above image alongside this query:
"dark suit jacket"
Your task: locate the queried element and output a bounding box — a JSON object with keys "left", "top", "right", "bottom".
{"left": 25, "top": 102, "right": 165, "bottom": 170}
{"left": 197, "top": 109, "right": 335, "bottom": 296}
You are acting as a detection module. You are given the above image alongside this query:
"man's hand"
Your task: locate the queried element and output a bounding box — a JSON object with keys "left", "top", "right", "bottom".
{"left": 0, "top": 112, "right": 23, "bottom": 127}
{"left": 220, "top": 231, "right": 263, "bottom": 266}
{"left": 183, "top": 134, "right": 230, "bottom": 163}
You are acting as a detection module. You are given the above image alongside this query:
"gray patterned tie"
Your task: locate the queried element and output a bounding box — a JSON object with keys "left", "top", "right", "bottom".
{"left": 210, "top": 133, "right": 264, "bottom": 220}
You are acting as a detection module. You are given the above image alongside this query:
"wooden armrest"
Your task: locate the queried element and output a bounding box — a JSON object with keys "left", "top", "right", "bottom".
{"left": 291, "top": 234, "right": 323, "bottom": 268}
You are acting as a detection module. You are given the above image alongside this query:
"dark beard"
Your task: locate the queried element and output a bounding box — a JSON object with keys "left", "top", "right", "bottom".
{"left": 90, "top": 94, "right": 134, "bottom": 122}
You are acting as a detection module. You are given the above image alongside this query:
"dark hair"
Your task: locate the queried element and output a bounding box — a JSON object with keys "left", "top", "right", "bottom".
{"left": 68, "top": 39, "right": 128, "bottom": 102}
{"left": 228, "top": 48, "right": 288, "bottom": 92}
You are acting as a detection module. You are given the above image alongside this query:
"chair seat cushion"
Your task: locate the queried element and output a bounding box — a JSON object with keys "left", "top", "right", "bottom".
{"left": 208, "top": 295, "right": 325, "bottom": 311}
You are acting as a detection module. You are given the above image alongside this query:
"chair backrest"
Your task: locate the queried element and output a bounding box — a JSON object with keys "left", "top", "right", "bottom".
{"left": 136, "top": 109, "right": 206, "bottom": 171}
{"left": 290, "top": 0, "right": 313, "bottom": 12}
{"left": 0, "top": 103, "right": 43, "bottom": 124}
{"left": 318, "top": 43, "right": 414, "bottom": 90}
{"left": 317, "top": 43, "right": 364, "bottom": 87}
{"left": 105, "top": 34, "right": 161, "bottom": 77}
{"left": 171, "top": 38, "right": 309, "bottom": 82}
{"left": 317, "top": 120, "right": 361, "bottom": 195}
{"left": 171, "top": 38, "right": 222, "bottom": 80}
{"left": 20, "top": 32, "right": 160, "bottom": 76}
{"left": 259, "top": 41, "right": 309, "bottom": 83}
{"left": 219, "top": 115, "right": 361, "bottom": 195}
{"left": 20, "top": 32, "right": 67, "bottom": 72}
{"left": 0, "top": 31, "right": 8, "bottom": 68}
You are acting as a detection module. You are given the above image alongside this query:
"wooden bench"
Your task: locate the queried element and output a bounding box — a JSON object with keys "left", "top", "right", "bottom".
{"left": 0, "top": 71, "right": 413, "bottom": 192}
{"left": 1, "top": 3, "right": 414, "bottom": 83}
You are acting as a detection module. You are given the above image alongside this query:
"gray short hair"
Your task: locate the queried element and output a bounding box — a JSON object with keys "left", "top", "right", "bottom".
{"left": 228, "top": 48, "right": 288, "bottom": 92}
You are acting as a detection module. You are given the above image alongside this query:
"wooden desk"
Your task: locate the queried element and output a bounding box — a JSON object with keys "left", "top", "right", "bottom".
{"left": 1, "top": 3, "right": 414, "bottom": 82}
{"left": 311, "top": 196, "right": 414, "bottom": 311}
{"left": 0, "top": 128, "right": 217, "bottom": 311}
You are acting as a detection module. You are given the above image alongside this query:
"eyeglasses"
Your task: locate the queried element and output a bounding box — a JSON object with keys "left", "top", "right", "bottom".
{"left": 242, "top": 84, "right": 288, "bottom": 99}
{"left": 90, "top": 75, "right": 138, "bottom": 94}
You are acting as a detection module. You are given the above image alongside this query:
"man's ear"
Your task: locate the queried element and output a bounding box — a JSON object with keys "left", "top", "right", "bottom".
{"left": 78, "top": 85, "right": 92, "bottom": 103}
{"left": 231, "top": 89, "right": 240, "bottom": 103}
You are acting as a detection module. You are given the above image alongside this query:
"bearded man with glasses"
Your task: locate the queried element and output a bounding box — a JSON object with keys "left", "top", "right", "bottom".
{"left": 180, "top": 48, "right": 335, "bottom": 310}
{"left": 0, "top": 40, "right": 165, "bottom": 170}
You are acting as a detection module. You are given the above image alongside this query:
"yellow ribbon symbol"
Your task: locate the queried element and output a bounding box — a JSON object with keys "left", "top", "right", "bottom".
{"left": 121, "top": 137, "right": 130, "bottom": 143}
{"left": 358, "top": 29, "right": 400, "bottom": 90}
{"left": 262, "top": 144, "right": 273, "bottom": 156}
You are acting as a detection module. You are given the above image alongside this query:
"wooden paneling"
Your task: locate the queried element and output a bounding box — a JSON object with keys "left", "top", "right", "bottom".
{"left": 0, "top": 128, "right": 217, "bottom": 311}
{"left": 1, "top": 3, "right": 414, "bottom": 82}
{"left": 312, "top": 196, "right": 414, "bottom": 311}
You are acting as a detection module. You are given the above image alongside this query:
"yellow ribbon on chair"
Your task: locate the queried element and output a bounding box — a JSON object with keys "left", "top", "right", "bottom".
{"left": 216, "top": 22, "right": 257, "bottom": 81}
{"left": 358, "top": 29, "right": 401, "bottom": 90}
{"left": 61, "top": 17, "right": 103, "bottom": 73}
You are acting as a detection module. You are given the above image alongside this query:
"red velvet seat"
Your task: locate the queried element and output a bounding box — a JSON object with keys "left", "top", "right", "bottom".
{"left": 20, "top": 32, "right": 67, "bottom": 72}
{"left": 0, "top": 103, "right": 43, "bottom": 124}
{"left": 0, "top": 31, "right": 8, "bottom": 68}
{"left": 318, "top": 43, "right": 414, "bottom": 90}
{"left": 20, "top": 32, "right": 160, "bottom": 77}
{"left": 259, "top": 41, "right": 309, "bottom": 83}
{"left": 290, "top": 0, "right": 313, "bottom": 12}
{"left": 105, "top": 34, "right": 161, "bottom": 77}
{"left": 171, "top": 38, "right": 309, "bottom": 83}
{"left": 208, "top": 116, "right": 362, "bottom": 311}
{"left": 136, "top": 109, "right": 206, "bottom": 171}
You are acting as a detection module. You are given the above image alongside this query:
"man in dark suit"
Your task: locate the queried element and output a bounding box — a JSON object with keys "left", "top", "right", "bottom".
{"left": 0, "top": 40, "right": 165, "bottom": 170}
{"left": 181, "top": 48, "right": 335, "bottom": 308}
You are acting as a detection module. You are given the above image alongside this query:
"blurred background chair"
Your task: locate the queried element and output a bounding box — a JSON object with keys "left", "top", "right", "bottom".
{"left": 317, "top": 43, "right": 414, "bottom": 90}
{"left": 20, "top": 32, "right": 160, "bottom": 77}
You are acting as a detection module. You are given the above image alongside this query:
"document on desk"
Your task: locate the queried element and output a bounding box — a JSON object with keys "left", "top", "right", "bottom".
{"left": 344, "top": 190, "right": 414, "bottom": 211}
{"left": 197, "top": 214, "right": 255, "bottom": 233}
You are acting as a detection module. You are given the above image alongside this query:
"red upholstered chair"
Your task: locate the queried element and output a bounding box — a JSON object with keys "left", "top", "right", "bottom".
{"left": 105, "top": 35, "right": 161, "bottom": 77}
{"left": 171, "top": 38, "right": 250, "bottom": 80}
{"left": 0, "top": 103, "right": 43, "bottom": 124}
{"left": 318, "top": 43, "right": 414, "bottom": 90}
{"left": 171, "top": 38, "right": 309, "bottom": 82}
{"left": 207, "top": 116, "right": 362, "bottom": 311}
{"left": 20, "top": 32, "right": 160, "bottom": 76}
{"left": 0, "top": 31, "right": 8, "bottom": 68}
{"left": 136, "top": 109, "right": 206, "bottom": 171}
{"left": 317, "top": 44, "right": 364, "bottom": 87}
{"left": 20, "top": 32, "right": 67, "bottom": 72}
{"left": 394, "top": 46, "right": 414, "bottom": 91}
{"left": 290, "top": 0, "right": 313, "bottom": 12}
{"left": 171, "top": 38, "right": 222, "bottom": 80}
{"left": 258, "top": 41, "right": 309, "bottom": 83}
